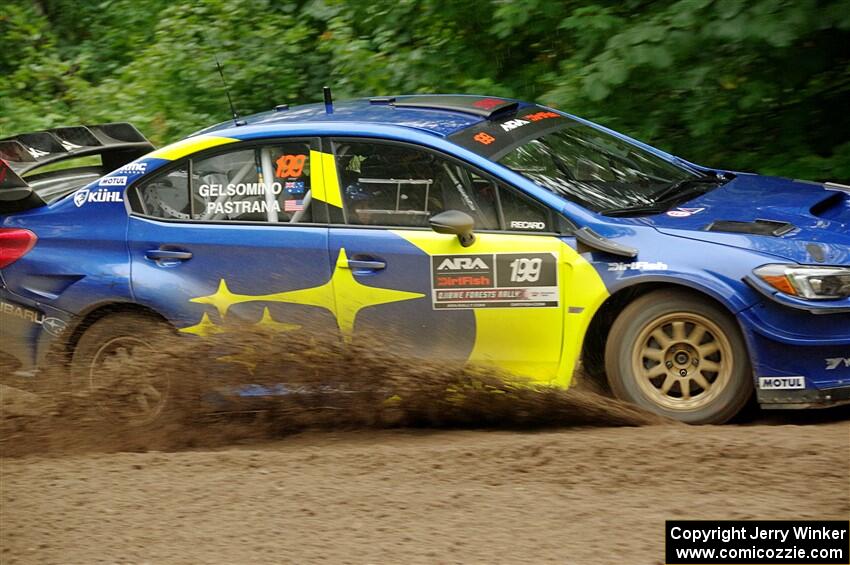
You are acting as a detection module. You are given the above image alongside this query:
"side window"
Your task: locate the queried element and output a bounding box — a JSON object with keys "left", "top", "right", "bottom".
{"left": 498, "top": 184, "right": 552, "bottom": 232}
{"left": 466, "top": 171, "right": 552, "bottom": 232}
{"left": 131, "top": 167, "right": 191, "bottom": 219}
{"left": 192, "top": 142, "right": 312, "bottom": 223}
{"left": 131, "top": 141, "right": 315, "bottom": 223}
{"left": 332, "top": 140, "right": 499, "bottom": 229}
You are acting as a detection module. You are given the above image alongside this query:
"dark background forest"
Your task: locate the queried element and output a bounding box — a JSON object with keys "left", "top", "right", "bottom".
{"left": 2, "top": 0, "right": 849, "bottom": 181}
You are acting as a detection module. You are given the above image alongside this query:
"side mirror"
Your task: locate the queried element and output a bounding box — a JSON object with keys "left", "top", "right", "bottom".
{"left": 429, "top": 210, "right": 475, "bottom": 247}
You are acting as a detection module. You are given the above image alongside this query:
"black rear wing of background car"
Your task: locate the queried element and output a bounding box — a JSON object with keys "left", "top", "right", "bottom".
{"left": 0, "top": 122, "right": 154, "bottom": 214}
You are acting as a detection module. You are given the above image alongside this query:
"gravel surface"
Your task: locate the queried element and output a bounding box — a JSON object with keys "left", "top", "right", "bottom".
{"left": 2, "top": 418, "right": 847, "bottom": 564}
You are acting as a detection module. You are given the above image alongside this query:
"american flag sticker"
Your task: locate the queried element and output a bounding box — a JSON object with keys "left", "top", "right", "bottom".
{"left": 284, "top": 199, "right": 304, "bottom": 212}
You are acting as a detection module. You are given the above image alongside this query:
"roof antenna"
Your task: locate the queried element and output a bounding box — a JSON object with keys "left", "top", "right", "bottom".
{"left": 323, "top": 86, "right": 334, "bottom": 114}
{"left": 215, "top": 57, "right": 244, "bottom": 126}
{"left": 199, "top": 31, "right": 245, "bottom": 126}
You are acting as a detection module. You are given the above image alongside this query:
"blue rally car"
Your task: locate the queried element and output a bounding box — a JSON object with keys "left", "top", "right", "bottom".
{"left": 1, "top": 94, "right": 849, "bottom": 425}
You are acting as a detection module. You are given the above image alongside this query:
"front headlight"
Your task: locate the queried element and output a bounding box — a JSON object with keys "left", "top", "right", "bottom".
{"left": 754, "top": 264, "right": 850, "bottom": 300}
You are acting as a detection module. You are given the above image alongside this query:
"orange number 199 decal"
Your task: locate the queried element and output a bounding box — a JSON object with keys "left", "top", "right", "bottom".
{"left": 275, "top": 154, "right": 306, "bottom": 178}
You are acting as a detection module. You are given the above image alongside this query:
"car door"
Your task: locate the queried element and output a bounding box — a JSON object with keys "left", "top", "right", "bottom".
{"left": 127, "top": 138, "right": 340, "bottom": 346}
{"left": 323, "top": 137, "right": 574, "bottom": 384}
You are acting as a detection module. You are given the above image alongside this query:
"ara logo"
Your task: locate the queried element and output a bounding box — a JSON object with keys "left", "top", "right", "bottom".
{"left": 501, "top": 119, "right": 530, "bottom": 132}
{"left": 437, "top": 257, "right": 490, "bottom": 271}
{"left": 825, "top": 357, "right": 850, "bottom": 370}
{"left": 74, "top": 187, "right": 124, "bottom": 207}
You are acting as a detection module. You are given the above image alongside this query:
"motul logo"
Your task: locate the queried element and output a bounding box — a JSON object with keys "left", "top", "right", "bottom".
{"left": 437, "top": 257, "right": 489, "bottom": 271}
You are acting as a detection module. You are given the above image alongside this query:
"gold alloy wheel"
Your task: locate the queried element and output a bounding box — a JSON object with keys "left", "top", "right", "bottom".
{"left": 630, "top": 312, "right": 734, "bottom": 411}
{"left": 89, "top": 336, "right": 169, "bottom": 425}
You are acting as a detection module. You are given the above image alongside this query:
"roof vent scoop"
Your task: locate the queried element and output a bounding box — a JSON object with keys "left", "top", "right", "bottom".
{"left": 704, "top": 219, "right": 795, "bottom": 237}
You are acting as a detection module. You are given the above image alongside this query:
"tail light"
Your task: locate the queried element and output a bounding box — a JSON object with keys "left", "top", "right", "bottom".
{"left": 0, "top": 228, "right": 37, "bottom": 269}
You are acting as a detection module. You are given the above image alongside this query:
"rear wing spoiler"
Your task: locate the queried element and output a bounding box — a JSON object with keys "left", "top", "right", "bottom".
{"left": 0, "top": 122, "right": 154, "bottom": 213}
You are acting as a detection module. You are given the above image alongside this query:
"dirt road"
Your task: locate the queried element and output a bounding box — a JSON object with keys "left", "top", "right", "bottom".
{"left": 2, "top": 416, "right": 847, "bottom": 564}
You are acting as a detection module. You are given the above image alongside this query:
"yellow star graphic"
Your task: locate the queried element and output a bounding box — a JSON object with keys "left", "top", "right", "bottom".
{"left": 186, "top": 248, "right": 424, "bottom": 340}
{"left": 179, "top": 312, "right": 226, "bottom": 337}
{"left": 217, "top": 351, "right": 259, "bottom": 373}
{"left": 329, "top": 249, "right": 424, "bottom": 339}
{"left": 190, "top": 279, "right": 244, "bottom": 319}
{"left": 255, "top": 307, "right": 301, "bottom": 332}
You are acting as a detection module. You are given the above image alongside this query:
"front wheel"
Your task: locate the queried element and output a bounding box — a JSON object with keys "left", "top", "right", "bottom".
{"left": 605, "top": 290, "right": 753, "bottom": 424}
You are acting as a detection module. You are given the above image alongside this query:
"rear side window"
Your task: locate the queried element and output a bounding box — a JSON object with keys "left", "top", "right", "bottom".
{"left": 131, "top": 167, "right": 191, "bottom": 219}
{"left": 192, "top": 144, "right": 311, "bottom": 222}
{"left": 130, "top": 141, "right": 315, "bottom": 223}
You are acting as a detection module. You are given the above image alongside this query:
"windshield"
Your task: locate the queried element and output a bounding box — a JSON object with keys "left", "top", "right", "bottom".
{"left": 497, "top": 122, "right": 701, "bottom": 212}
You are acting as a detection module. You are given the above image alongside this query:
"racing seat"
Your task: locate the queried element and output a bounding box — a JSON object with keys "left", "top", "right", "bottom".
{"left": 350, "top": 152, "right": 436, "bottom": 227}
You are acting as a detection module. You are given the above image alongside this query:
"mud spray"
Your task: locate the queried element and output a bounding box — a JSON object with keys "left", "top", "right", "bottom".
{"left": 0, "top": 325, "right": 671, "bottom": 457}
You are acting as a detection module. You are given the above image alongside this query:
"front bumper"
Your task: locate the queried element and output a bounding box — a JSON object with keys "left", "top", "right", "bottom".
{"left": 757, "top": 383, "right": 850, "bottom": 409}
{"left": 737, "top": 297, "right": 850, "bottom": 409}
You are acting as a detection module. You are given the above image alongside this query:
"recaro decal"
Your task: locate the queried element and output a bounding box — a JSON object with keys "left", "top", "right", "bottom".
{"left": 510, "top": 220, "right": 546, "bottom": 230}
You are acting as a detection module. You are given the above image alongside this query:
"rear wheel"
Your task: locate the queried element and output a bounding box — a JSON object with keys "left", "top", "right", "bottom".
{"left": 70, "top": 312, "right": 176, "bottom": 427}
{"left": 605, "top": 290, "right": 752, "bottom": 424}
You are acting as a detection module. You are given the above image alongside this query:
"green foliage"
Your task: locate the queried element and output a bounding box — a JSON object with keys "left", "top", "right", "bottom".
{"left": 1, "top": 0, "right": 848, "bottom": 181}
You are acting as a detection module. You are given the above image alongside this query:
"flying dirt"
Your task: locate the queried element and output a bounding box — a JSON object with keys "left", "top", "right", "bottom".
{"left": 1, "top": 328, "right": 848, "bottom": 564}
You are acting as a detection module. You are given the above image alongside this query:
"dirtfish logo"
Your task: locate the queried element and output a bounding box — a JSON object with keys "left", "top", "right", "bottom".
{"left": 608, "top": 261, "right": 669, "bottom": 272}
{"left": 437, "top": 257, "right": 490, "bottom": 271}
{"left": 74, "top": 187, "right": 124, "bottom": 207}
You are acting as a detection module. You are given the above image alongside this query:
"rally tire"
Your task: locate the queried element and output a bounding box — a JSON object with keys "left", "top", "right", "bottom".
{"left": 70, "top": 312, "right": 178, "bottom": 428}
{"left": 605, "top": 290, "right": 752, "bottom": 424}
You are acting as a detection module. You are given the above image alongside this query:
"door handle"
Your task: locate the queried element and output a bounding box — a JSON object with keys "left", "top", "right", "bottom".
{"left": 146, "top": 249, "right": 193, "bottom": 262}
{"left": 347, "top": 259, "right": 386, "bottom": 271}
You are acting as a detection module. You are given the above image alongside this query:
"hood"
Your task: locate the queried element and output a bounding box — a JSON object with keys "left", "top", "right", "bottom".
{"left": 641, "top": 173, "right": 850, "bottom": 265}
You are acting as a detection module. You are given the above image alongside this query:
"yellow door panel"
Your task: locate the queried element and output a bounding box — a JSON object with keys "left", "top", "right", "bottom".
{"left": 394, "top": 230, "right": 609, "bottom": 387}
